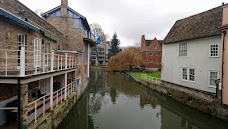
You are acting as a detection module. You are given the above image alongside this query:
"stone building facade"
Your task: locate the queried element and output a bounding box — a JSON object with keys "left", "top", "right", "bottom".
{"left": 0, "top": 0, "right": 95, "bottom": 128}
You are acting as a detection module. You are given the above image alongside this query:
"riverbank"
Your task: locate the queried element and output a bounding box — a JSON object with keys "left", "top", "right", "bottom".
{"left": 126, "top": 71, "right": 228, "bottom": 122}
{"left": 90, "top": 65, "right": 110, "bottom": 71}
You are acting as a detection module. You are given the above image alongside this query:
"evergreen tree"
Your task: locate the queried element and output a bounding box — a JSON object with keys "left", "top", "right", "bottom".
{"left": 109, "top": 33, "right": 120, "bottom": 58}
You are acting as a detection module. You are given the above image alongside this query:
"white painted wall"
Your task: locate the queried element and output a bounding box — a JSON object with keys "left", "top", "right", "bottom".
{"left": 161, "top": 36, "right": 222, "bottom": 93}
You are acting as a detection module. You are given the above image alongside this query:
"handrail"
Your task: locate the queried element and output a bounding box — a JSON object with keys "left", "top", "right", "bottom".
{"left": 141, "top": 74, "right": 161, "bottom": 84}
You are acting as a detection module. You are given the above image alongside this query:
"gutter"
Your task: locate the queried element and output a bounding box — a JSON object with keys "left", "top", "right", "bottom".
{"left": 221, "top": 30, "right": 226, "bottom": 105}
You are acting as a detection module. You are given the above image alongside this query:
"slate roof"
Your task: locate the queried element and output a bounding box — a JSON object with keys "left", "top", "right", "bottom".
{"left": 163, "top": 6, "right": 222, "bottom": 44}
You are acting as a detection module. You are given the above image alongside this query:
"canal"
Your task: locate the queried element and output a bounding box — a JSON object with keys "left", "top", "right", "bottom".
{"left": 58, "top": 71, "right": 228, "bottom": 129}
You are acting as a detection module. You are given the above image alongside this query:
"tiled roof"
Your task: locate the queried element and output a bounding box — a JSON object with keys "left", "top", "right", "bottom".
{"left": 164, "top": 6, "right": 222, "bottom": 43}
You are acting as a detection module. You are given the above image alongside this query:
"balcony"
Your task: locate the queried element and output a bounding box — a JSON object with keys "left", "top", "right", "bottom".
{"left": 27, "top": 80, "right": 79, "bottom": 124}
{"left": 0, "top": 47, "right": 81, "bottom": 77}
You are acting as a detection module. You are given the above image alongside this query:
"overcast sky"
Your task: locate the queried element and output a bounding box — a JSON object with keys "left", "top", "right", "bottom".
{"left": 19, "top": 0, "right": 227, "bottom": 46}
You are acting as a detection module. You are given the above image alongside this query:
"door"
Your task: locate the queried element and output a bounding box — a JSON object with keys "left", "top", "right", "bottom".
{"left": 34, "top": 38, "right": 41, "bottom": 68}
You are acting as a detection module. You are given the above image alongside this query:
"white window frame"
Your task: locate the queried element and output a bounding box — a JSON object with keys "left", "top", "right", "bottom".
{"left": 181, "top": 68, "right": 195, "bottom": 82}
{"left": 17, "top": 34, "right": 26, "bottom": 67}
{"left": 34, "top": 38, "right": 41, "bottom": 67}
{"left": 153, "top": 46, "right": 158, "bottom": 49}
{"left": 45, "top": 43, "right": 50, "bottom": 66}
{"left": 179, "top": 42, "right": 188, "bottom": 57}
{"left": 209, "top": 71, "right": 219, "bottom": 88}
{"left": 149, "top": 59, "right": 153, "bottom": 64}
{"left": 209, "top": 44, "right": 219, "bottom": 57}
{"left": 182, "top": 68, "right": 188, "bottom": 80}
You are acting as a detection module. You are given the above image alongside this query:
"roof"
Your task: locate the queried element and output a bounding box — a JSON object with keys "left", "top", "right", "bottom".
{"left": 145, "top": 40, "right": 163, "bottom": 46}
{"left": 41, "top": 4, "right": 90, "bottom": 31}
{"left": 0, "top": 8, "right": 40, "bottom": 32}
{"left": 164, "top": 6, "right": 222, "bottom": 44}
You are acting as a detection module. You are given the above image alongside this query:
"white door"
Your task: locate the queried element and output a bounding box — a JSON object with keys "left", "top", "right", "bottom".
{"left": 17, "top": 34, "right": 25, "bottom": 67}
{"left": 34, "top": 39, "right": 41, "bottom": 67}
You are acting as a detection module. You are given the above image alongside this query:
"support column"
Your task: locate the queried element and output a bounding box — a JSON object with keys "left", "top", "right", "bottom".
{"left": 50, "top": 77, "right": 53, "bottom": 110}
{"left": 65, "top": 73, "right": 67, "bottom": 100}
{"left": 20, "top": 83, "right": 28, "bottom": 125}
{"left": 65, "top": 53, "right": 68, "bottom": 69}
{"left": 51, "top": 50, "right": 54, "bottom": 71}
{"left": 20, "top": 45, "right": 25, "bottom": 76}
{"left": 87, "top": 43, "right": 90, "bottom": 77}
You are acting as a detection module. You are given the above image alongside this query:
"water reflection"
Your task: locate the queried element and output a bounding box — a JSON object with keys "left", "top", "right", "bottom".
{"left": 58, "top": 71, "right": 228, "bottom": 129}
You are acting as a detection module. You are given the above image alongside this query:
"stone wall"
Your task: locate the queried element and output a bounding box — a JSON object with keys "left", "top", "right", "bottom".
{"left": 0, "top": 0, "right": 64, "bottom": 43}
{"left": 140, "top": 80, "right": 228, "bottom": 121}
{"left": 46, "top": 17, "right": 85, "bottom": 52}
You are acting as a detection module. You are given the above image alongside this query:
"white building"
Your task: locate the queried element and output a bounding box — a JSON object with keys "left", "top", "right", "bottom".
{"left": 162, "top": 6, "right": 222, "bottom": 94}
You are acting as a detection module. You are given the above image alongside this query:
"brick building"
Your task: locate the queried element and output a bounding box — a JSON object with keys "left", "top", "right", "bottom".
{"left": 0, "top": 0, "right": 95, "bottom": 128}
{"left": 140, "top": 35, "right": 162, "bottom": 70}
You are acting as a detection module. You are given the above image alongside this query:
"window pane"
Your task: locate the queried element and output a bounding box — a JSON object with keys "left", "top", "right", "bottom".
{"left": 210, "top": 72, "right": 218, "bottom": 86}
{"left": 179, "top": 43, "right": 187, "bottom": 56}
{"left": 73, "top": 19, "right": 80, "bottom": 28}
{"left": 210, "top": 45, "right": 218, "bottom": 57}
{"left": 189, "top": 69, "right": 195, "bottom": 81}
{"left": 182, "top": 68, "right": 187, "bottom": 80}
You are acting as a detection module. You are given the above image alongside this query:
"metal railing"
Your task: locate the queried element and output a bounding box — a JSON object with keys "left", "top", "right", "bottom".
{"left": 141, "top": 74, "right": 161, "bottom": 84}
{"left": 27, "top": 81, "right": 76, "bottom": 124}
{"left": 0, "top": 48, "right": 79, "bottom": 76}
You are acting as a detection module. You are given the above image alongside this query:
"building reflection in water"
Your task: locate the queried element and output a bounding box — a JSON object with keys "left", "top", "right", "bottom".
{"left": 58, "top": 71, "right": 228, "bottom": 129}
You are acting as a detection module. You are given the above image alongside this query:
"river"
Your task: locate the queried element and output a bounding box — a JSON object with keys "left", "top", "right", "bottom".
{"left": 58, "top": 71, "right": 228, "bottom": 129}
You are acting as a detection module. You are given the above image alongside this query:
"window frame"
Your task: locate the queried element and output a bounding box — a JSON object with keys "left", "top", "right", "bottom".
{"left": 149, "top": 59, "right": 153, "bottom": 64}
{"left": 45, "top": 43, "right": 50, "bottom": 66}
{"left": 209, "top": 71, "right": 219, "bottom": 88}
{"left": 34, "top": 38, "right": 42, "bottom": 67}
{"left": 181, "top": 68, "right": 195, "bottom": 82}
{"left": 179, "top": 42, "right": 188, "bottom": 57}
{"left": 209, "top": 44, "right": 219, "bottom": 57}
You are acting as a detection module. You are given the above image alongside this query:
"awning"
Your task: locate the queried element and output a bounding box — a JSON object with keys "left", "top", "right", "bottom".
{"left": 0, "top": 8, "right": 40, "bottom": 32}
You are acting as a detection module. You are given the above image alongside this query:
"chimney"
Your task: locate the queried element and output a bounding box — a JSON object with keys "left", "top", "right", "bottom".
{"left": 61, "top": 0, "right": 68, "bottom": 5}
{"left": 141, "top": 35, "right": 145, "bottom": 50}
{"left": 61, "top": 0, "right": 68, "bottom": 17}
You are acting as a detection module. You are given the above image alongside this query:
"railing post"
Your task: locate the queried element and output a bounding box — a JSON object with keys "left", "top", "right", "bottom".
{"left": 61, "top": 56, "right": 63, "bottom": 70}
{"left": 65, "top": 53, "right": 68, "bottom": 69}
{"left": 43, "top": 98, "right": 45, "bottom": 116}
{"left": 56, "top": 91, "right": 58, "bottom": 107}
{"left": 5, "top": 51, "right": 7, "bottom": 75}
{"left": 51, "top": 51, "right": 54, "bottom": 71}
{"left": 43, "top": 53, "right": 45, "bottom": 73}
{"left": 64, "top": 73, "right": 67, "bottom": 100}
{"left": 20, "top": 45, "right": 25, "bottom": 76}
{"left": 57, "top": 55, "right": 60, "bottom": 70}
{"left": 50, "top": 77, "right": 53, "bottom": 110}
{"left": 35, "top": 101, "right": 37, "bottom": 123}
{"left": 61, "top": 89, "right": 63, "bottom": 103}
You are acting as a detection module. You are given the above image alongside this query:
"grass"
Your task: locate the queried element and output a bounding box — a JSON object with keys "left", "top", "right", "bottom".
{"left": 129, "top": 71, "right": 161, "bottom": 80}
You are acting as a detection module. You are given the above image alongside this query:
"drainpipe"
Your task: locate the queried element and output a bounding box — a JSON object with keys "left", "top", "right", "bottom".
{"left": 17, "top": 79, "right": 21, "bottom": 129}
{"left": 221, "top": 30, "right": 226, "bottom": 105}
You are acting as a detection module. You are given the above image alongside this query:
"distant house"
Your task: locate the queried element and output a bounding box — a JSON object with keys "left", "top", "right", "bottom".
{"left": 140, "top": 35, "right": 162, "bottom": 70}
{"left": 162, "top": 6, "right": 222, "bottom": 94}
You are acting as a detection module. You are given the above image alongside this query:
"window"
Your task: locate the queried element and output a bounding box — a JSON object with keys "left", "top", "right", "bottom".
{"left": 210, "top": 45, "right": 219, "bottom": 57}
{"left": 34, "top": 38, "right": 41, "bottom": 67}
{"left": 68, "top": 11, "right": 73, "bottom": 17}
{"left": 182, "top": 68, "right": 195, "bottom": 82}
{"left": 182, "top": 68, "right": 188, "bottom": 80}
{"left": 150, "top": 52, "right": 152, "bottom": 56}
{"left": 45, "top": 43, "right": 50, "bottom": 66}
{"left": 50, "top": 10, "right": 60, "bottom": 17}
{"left": 189, "top": 69, "right": 195, "bottom": 81}
{"left": 73, "top": 19, "right": 80, "bottom": 28}
{"left": 209, "top": 71, "right": 219, "bottom": 86}
{"left": 156, "top": 60, "right": 160, "bottom": 65}
{"left": 149, "top": 59, "right": 153, "bottom": 63}
{"left": 153, "top": 46, "right": 157, "bottom": 49}
{"left": 179, "top": 42, "right": 187, "bottom": 56}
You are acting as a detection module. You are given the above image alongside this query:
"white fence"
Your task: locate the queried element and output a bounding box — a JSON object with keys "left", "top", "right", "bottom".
{"left": 0, "top": 48, "right": 80, "bottom": 76}
{"left": 141, "top": 74, "right": 161, "bottom": 84}
{"left": 27, "top": 81, "right": 77, "bottom": 124}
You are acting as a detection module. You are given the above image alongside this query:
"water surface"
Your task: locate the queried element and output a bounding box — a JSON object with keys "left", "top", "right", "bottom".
{"left": 58, "top": 71, "right": 228, "bottom": 129}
